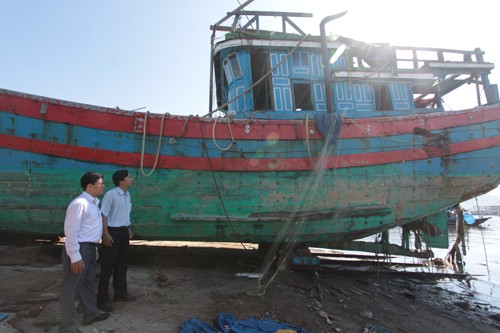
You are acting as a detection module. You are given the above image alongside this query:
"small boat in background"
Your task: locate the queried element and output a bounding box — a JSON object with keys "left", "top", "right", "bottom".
{"left": 473, "top": 216, "right": 492, "bottom": 226}
{"left": 470, "top": 196, "right": 494, "bottom": 226}
{"left": 446, "top": 209, "right": 491, "bottom": 226}
{"left": 446, "top": 209, "right": 474, "bottom": 225}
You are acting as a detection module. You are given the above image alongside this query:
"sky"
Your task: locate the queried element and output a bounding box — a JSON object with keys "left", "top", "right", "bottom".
{"left": 0, "top": 0, "right": 498, "bottom": 197}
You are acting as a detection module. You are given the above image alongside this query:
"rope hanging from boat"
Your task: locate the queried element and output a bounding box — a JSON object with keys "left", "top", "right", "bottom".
{"left": 168, "top": 115, "right": 192, "bottom": 145}
{"left": 197, "top": 117, "right": 250, "bottom": 252}
{"left": 140, "top": 111, "right": 169, "bottom": 177}
{"left": 203, "top": 33, "right": 311, "bottom": 117}
{"left": 212, "top": 116, "right": 235, "bottom": 151}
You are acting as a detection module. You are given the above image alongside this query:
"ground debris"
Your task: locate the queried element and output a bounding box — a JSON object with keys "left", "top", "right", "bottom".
{"left": 310, "top": 299, "right": 334, "bottom": 325}
{"left": 27, "top": 279, "right": 57, "bottom": 292}
{"left": 15, "top": 305, "right": 44, "bottom": 318}
{"left": 33, "top": 301, "right": 60, "bottom": 329}
{"left": 0, "top": 242, "right": 497, "bottom": 333}
{"left": 153, "top": 269, "right": 176, "bottom": 288}
{"left": 7, "top": 317, "right": 45, "bottom": 333}
{"left": 490, "top": 313, "right": 500, "bottom": 323}
{"left": 403, "top": 291, "right": 416, "bottom": 299}
{"left": 362, "top": 323, "right": 394, "bottom": 333}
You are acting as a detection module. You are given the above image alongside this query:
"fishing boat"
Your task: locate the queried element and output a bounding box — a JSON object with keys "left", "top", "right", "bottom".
{"left": 472, "top": 217, "right": 492, "bottom": 226}
{"left": 446, "top": 196, "right": 495, "bottom": 226}
{"left": 1, "top": 2, "right": 499, "bottom": 247}
{"left": 445, "top": 210, "right": 491, "bottom": 226}
{"left": 447, "top": 213, "right": 491, "bottom": 226}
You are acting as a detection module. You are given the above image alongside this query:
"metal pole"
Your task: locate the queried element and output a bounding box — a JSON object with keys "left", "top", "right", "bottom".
{"left": 320, "top": 11, "right": 347, "bottom": 113}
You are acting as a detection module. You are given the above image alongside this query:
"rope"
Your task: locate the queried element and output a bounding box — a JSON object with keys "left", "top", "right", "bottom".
{"left": 479, "top": 227, "right": 490, "bottom": 276}
{"left": 212, "top": 116, "right": 235, "bottom": 151}
{"left": 140, "top": 111, "right": 169, "bottom": 177}
{"left": 169, "top": 115, "right": 192, "bottom": 145}
{"left": 197, "top": 117, "right": 249, "bottom": 252}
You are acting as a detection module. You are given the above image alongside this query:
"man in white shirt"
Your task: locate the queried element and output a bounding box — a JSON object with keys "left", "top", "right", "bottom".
{"left": 59, "top": 172, "right": 110, "bottom": 333}
{"left": 97, "top": 170, "right": 135, "bottom": 313}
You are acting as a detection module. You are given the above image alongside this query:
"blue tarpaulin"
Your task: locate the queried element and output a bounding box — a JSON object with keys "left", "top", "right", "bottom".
{"left": 314, "top": 112, "right": 342, "bottom": 146}
{"left": 179, "top": 312, "right": 306, "bottom": 333}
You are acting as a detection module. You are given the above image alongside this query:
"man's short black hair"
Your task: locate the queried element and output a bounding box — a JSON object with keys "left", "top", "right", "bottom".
{"left": 112, "top": 170, "right": 129, "bottom": 187}
{"left": 80, "top": 172, "right": 103, "bottom": 190}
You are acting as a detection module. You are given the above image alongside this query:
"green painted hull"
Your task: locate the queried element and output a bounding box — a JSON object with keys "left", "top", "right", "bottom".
{"left": 1, "top": 165, "right": 496, "bottom": 244}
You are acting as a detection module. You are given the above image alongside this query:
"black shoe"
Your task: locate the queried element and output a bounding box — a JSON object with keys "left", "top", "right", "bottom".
{"left": 114, "top": 294, "right": 136, "bottom": 302}
{"left": 97, "top": 301, "right": 113, "bottom": 312}
{"left": 67, "top": 329, "right": 82, "bottom": 333}
{"left": 81, "top": 312, "right": 110, "bottom": 326}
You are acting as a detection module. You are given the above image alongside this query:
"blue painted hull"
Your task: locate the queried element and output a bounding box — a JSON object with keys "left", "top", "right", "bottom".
{"left": 0, "top": 88, "right": 498, "bottom": 244}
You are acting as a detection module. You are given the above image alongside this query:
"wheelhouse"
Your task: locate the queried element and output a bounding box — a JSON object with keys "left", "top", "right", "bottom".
{"left": 210, "top": 11, "right": 498, "bottom": 119}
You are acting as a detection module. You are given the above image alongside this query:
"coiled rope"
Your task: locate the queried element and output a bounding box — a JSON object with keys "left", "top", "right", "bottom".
{"left": 212, "top": 116, "right": 235, "bottom": 151}
{"left": 140, "top": 111, "right": 169, "bottom": 176}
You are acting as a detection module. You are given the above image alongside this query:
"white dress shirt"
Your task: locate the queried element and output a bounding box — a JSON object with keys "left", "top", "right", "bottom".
{"left": 64, "top": 191, "right": 103, "bottom": 263}
{"left": 100, "top": 187, "right": 132, "bottom": 227}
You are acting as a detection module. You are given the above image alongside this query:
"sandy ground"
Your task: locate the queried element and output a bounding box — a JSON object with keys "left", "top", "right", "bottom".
{"left": 0, "top": 238, "right": 499, "bottom": 333}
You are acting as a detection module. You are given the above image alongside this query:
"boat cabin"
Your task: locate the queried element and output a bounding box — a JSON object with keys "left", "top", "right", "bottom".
{"left": 210, "top": 10, "right": 498, "bottom": 119}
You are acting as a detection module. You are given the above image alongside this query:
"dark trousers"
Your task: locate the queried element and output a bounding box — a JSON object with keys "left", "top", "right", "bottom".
{"left": 97, "top": 227, "right": 130, "bottom": 303}
{"left": 59, "top": 244, "right": 99, "bottom": 333}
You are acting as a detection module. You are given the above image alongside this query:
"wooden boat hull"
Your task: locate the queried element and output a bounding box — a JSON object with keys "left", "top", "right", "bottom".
{"left": 473, "top": 217, "right": 492, "bottom": 226}
{"left": 1, "top": 88, "right": 499, "bottom": 244}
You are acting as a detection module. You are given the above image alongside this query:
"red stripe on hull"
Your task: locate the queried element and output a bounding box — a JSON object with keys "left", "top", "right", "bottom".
{"left": 1, "top": 134, "right": 498, "bottom": 171}
{"left": 1, "top": 90, "right": 499, "bottom": 140}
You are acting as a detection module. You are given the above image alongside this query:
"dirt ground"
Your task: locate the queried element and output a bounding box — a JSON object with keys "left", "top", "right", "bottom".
{"left": 0, "top": 237, "right": 499, "bottom": 333}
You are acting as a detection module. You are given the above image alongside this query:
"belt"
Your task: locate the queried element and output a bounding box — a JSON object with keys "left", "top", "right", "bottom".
{"left": 79, "top": 242, "right": 97, "bottom": 246}
{"left": 108, "top": 226, "right": 129, "bottom": 229}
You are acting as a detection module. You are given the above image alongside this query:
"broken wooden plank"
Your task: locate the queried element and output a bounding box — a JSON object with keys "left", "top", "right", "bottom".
{"left": 17, "top": 294, "right": 59, "bottom": 305}
{"left": 27, "top": 280, "right": 56, "bottom": 292}
{"left": 33, "top": 301, "right": 60, "bottom": 330}
{"left": 15, "top": 305, "right": 44, "bottom": 318}
{"left": 7, "top": 317, "right": 45, "bottom": 333}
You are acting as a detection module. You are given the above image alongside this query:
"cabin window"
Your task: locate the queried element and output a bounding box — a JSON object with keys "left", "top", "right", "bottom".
{"left": 292, "top": 52, "right": 309, "bottom": 66}
{"left": 223, "top": 53, "right": 243, "bottom": 85}
{"left": 228, "top": 53, "right": 242, "bottom": 78}
{"left": 293, "top": 82, "right": 313, "bottom": 111}
{"left": 251, "top": 49, "right": 272, "bottom": 110}
{"left": 373, "top": 83, "right": 393, "bottom": 111}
